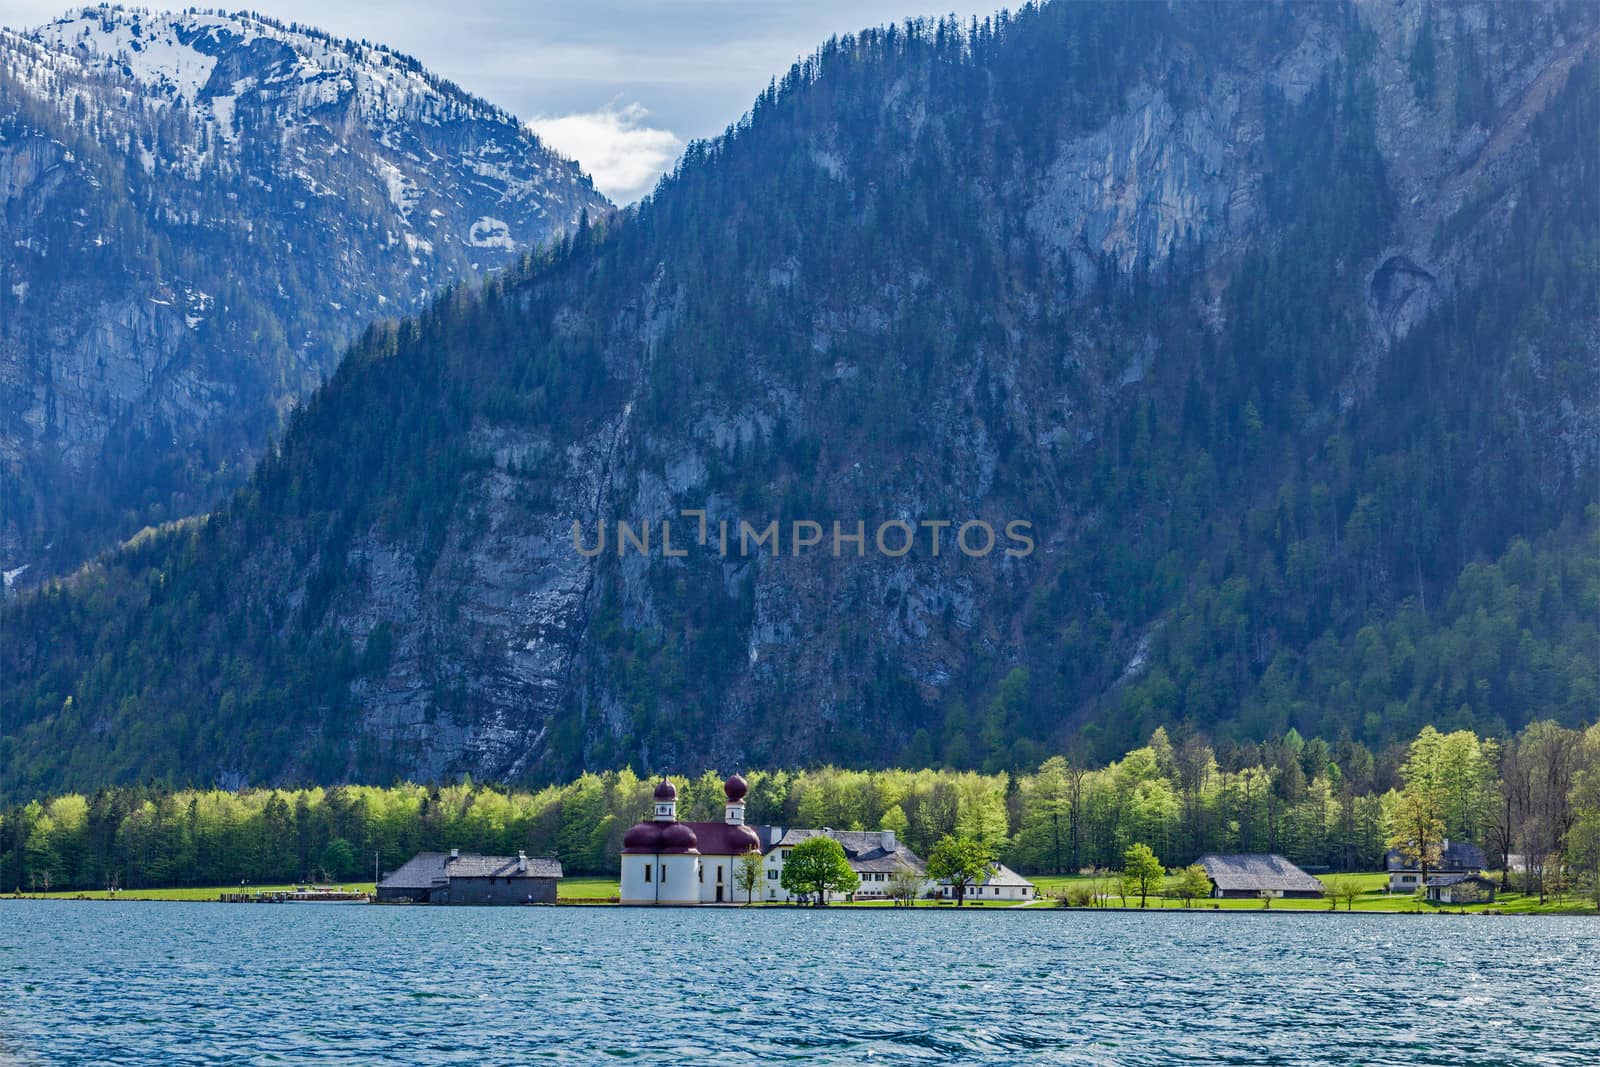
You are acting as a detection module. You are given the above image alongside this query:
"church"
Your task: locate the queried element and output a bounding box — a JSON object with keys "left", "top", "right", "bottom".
{"left": 619, "top": 775, "right": 761, "bottom": 904}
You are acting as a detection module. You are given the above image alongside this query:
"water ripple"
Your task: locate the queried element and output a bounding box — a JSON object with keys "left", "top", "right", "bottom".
{"left": 1, "top": 904, "right": 1598, "bottom": 1065}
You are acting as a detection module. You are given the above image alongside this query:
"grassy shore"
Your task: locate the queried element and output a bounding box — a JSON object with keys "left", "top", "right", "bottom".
{"left": 14, "top": 877, "right": 618, "bottom": 903}
{"left": 14, "top": 882, "right": 377, "bottom": 902}
{"left": 1023, "top": 872, "right": 1598, "bottom": 915}
{"left": 10, "top": 871, "right": 1596, "bottom": 914}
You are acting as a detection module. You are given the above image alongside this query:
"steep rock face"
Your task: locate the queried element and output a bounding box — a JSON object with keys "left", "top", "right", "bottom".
{"left": 0, "top": 7, "right": 609, "bottom": 583}
{"left": 3, "top": 1, "right": 1596, "bottom": 795}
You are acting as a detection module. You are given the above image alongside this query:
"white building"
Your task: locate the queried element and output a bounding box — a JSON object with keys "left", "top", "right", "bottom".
{"left": 937, "top": 862, "right": 1037, "bottom": 903}
{"left": 619, "top": 776, "right": 762, "bottom": 905}
{"left": 757, "top": 827, "right": 926, "bottom": 903}
{"left": 1385, "top": 839, "right": 1487, "bottom": 893}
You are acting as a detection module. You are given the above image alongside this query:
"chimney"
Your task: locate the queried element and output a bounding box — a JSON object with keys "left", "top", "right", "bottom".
{"left": 450, "top": 848, "right": 459, "bottom": 860}
{"left": 517, "top": 851, "right": 527, "bottom": 873}
{"left": 881, "top": 829, "right": 896, "bottom": 852}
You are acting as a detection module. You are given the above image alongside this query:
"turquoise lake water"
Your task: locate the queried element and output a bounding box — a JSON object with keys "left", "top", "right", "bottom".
{"left": 2, "top": 902, "right": 1598, "bottom": 1064}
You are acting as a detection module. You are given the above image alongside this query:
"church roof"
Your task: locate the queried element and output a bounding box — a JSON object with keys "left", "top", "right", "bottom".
{"left": 622, "top": 820, "right": 758, "bottom": 855}
{"left": 682, "top": 821, "right": 760, "bottom": 855}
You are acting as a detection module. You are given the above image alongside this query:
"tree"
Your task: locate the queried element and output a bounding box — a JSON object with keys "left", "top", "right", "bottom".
{"left": 318, "top": 837, "right": 357, "bottom": 882}
{"left": 779, "top": 837, "right": 858, "bottom": 905}
{"left": 885, "top": 864, "right": 923, "bottom": 907}
{"left": 734, "top": 850, "right": 763, "bottom": 905}
{"left": 1172, "top": 864, "right": 1211, "bottom": 908}
{"left": 1324, "top": 874, "right": 1364, "bottom": 912}
{"left": 1387, "top": 728, "right": 1450, "bottom": 886}
{"left": 1568, "top": 727, "right": 1600, "bottom": 912}
{"left": 1121, "top": 843, "right": 1164, "bottom": 908}
{"left": 926, "top": 835, "right": 995, "bottom": 906}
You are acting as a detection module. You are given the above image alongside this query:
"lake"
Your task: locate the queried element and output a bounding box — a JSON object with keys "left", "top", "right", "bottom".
{"left": 2, "top": 902, "right": 1599, "bottom": 1064}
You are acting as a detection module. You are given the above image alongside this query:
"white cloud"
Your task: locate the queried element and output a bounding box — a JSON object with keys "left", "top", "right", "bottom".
{"left": 529, "top": 101, "right": 682, "bottom": 205}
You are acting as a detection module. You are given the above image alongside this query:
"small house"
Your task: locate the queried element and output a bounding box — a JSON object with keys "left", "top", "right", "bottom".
{"left": 1197, "top": 854, "right": 1325, "bottom": 898}
{"left": 377, "top": 849, "right": 562, "bottom": 904}
{"left": 1386, "top": 839, "right": 1486, "bottom": 893}
{"left": 938, "top": 862, "right": 1037, "bottom": 903}
{"left": 1425, "top": 872, "right": 1497, "bottom": 905}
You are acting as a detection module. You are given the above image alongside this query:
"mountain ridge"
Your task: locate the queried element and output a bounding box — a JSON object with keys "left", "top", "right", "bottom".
{"left": 1, "top": 4, "right": 611, "bottom": 584}
{"left": 3, "top": 0, "right": 1596, "bottom": 799}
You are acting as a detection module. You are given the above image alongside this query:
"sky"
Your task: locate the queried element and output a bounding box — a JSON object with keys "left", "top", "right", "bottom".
{"left": 1, "top": 1, "right": 995, "bottom": 202}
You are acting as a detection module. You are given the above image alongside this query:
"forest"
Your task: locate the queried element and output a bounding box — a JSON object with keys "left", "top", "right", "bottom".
{"left": 5, "top": 721, "right": 1597, "bottom": 902}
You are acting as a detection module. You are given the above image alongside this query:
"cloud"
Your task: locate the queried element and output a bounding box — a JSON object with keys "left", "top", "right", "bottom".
{"left": 529, "top": 101, "right": 682, "bottom": 205}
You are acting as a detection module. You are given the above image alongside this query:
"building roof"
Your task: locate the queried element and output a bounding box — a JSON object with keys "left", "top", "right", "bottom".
{"left": 681, "top": 821, "right": 760, "bottom": 856}
{"left": 979, "top": 863, "right": 1034, "bottom": 888}
{"left": 765, "top": 828, "right": 925, "bottom": 874}
{"left": 1197, "top": 854, "right": 1324, "bottom": 894}
{"left": 622, "top": 820, "right": 760, "bottom": 855}
{"left": 933, "top": 862, "right": 1033, "bottom": 887}
{"left": 1385, "top": 840, "right": 1487, "bottom": 872}
{"left": 1426, "top": 872, "right": 1496, "bottom": 888}
{"left": 378, "top": 851, "right": 561, "bottom": 889}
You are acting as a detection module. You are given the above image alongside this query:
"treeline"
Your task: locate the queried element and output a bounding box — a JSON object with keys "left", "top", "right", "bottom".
{"left": 5, "top": 721, "right": 1596, "bottom": 893}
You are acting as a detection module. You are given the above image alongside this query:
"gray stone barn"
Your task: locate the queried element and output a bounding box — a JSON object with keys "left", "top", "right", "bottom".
{"left": 377, "top": 850, "right": 562, "bottom": 904}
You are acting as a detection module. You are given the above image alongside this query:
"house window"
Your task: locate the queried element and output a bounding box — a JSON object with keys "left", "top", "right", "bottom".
{"left": 698, "top": 866, "right": 704, "bottom": 883}
{"left": 660, "top": 864, "right": 667, "bottom": 883}
{"left": 767, "top": 870, "right": 778, "bottom": 880}
{"left": 644, "top": 865, "right": 652, "bottom": 883}
{"left": 717, "top": 866, "right": 724, "bottom": 884}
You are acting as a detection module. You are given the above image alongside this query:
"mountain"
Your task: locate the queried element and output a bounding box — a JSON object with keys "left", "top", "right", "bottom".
{"left": 3, "top": 0, "right": 1596, "bottom": 798}
{"left": 0, "top": 6, "right": 609, "bottom": 584}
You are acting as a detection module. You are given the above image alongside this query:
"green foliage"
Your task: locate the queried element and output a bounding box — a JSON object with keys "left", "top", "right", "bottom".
{"left": 1120, "top": 843, "right": 1164, "bottom": 908}
{"left": 3, "top": 721, "right": 1596, "bottom": 896}
{"left": 734, "top": 850, "right": 764, "bottom": 904}
{"left": 926, "top": 834, "right": 996, "bottom": 905}
{"left": 1324, "top": 874, "right": 1364, "bottom": 911}
{"left": 780, "top": 836, "right": 859, "bottom": 903}
{"left": 1172, "top": 864, "right": 1212, "bottom": 907}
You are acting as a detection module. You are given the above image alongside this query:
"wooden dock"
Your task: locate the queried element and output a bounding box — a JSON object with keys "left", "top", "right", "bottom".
{"left": 218, "top": 888, "right": 370, "bottom": 904}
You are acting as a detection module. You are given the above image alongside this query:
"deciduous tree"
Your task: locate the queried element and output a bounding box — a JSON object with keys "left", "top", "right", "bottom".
{"left": 1121, "top": 843, "right": 1164, "bottom": 908}
{"left": 927, "top": 835, "right": 995, "bottom": 906}
{"left": 779, "top": 837, "right": 858, "bottom": 905}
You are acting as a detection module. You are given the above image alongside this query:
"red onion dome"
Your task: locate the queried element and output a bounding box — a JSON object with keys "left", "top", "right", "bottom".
{"left": 731, "top": 825, "right": 760, "bottom": 852}
{"left": 622, "top": 822, "right": 663, "bottom": 852}
{"left": 653, "top": 778, "right": 678, "bottom": 801}
{"left": 658, "top": 822, "right": 699, "bottom": 853}
{"left": 724, "top": 774, "right": 749, "bottom": 803}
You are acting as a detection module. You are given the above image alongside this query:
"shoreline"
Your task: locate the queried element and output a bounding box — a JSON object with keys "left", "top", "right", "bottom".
{"left": 7, "top": 895, "right": 1596, "bottom": 917}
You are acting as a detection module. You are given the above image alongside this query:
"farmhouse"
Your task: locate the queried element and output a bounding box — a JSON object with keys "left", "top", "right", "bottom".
{"left": 1426, "top": 872, "right": 1497, "bottom": 905}
{"left": 758, "top": 827, "right": 926, "bottom": 903}
{"left": 619, "top": 775, "right": 762, "bottom": 904}
{"left": 376, "top": 850, "right": 562, "bottom": 904}
{"left": 1386, "top": 839, "right": 1486, "bottom": 893}
{"left": 936, "top": 862, "right": 1037, "bottom": 903}
{"left": 1197, "top": 854, "right": 1325, "bottom": 898}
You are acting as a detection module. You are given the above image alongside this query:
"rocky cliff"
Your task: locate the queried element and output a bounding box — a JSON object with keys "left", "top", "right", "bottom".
{"left": 0, "top": 6, "right": 609, "bottom": 583}
{"left": 4, "top": 0, "right": 1596, "bottom": 797}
